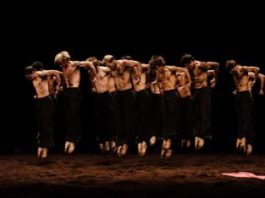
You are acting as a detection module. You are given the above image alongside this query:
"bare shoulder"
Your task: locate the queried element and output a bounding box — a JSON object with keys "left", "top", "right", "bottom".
{"left": 98, "top": 66, "right": 111, "bottom": 72}
{"left": 35, "top": 70, "right": 47, "bottom": 76}
{"left": 70, "top": 61, "right": 80, "bottom": 67}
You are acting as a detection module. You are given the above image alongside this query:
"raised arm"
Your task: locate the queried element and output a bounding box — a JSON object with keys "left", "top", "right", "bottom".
{"left": 37, "top": 70, "right": 62, "bottom": 91}
{"left": 122, "top": 60, "right": 141, "bottom": 68}
{"left": 206, "top": 61, "right": 220, "bottom": 71}
{"left": 141, "top": 63, "right": 150, "bottom": 72}
{"left": 243, "top": 66, "right": 260, "bottom": 79}
{"left": 167, "top": 65, "right": 188, "bottom": 73}
{"left": 207, "top": 69, "right": 218, "bottom": 88}
{"left": 73, "top": 60, "right": 97, "bottom": 76}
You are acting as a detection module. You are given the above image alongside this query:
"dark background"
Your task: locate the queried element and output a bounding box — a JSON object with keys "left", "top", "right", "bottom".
{"left": 3, "top": 2, "right": 264, "bottom": 154}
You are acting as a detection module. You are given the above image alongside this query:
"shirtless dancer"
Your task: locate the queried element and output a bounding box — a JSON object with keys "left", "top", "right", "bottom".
{"left": 149, "top": 55, "right": 190, "bottom": 159}
{"left": 180, "top": 54, "right": 219, "bottom": 150}
{"left": 24, "top": 63, "right": 62, "bottom": 158}
{"left": 31, "top": 61, "right": 61, "bottom": 101}
{"left": 131, "top": 60, "right": 153, "bottom": 156}
{"left": 54, "top": 51, "right": 96, "bottom": 154}
{"left": 103, "top": 55, "right": 140, "bottom": 157}
{"left": 86, "top": 56, "right": 115, "bottom": 153}
{"left": 225, "top": 60, "right": 260, "bottom": 155}
{"left": 149, "top": 61, "right": 164, "bottom": 147}
{"left": 105, "top": 57, "right": 117, "bottom": 152}
{"left": 175, "top": 67, "right": 192, "bottom": 149}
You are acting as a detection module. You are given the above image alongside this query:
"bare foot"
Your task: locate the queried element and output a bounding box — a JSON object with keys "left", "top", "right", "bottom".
{"left": 165, "top": 149, "right": 173, "bottom": 159}
{"left": 117, "top": 146, "right": 123, "bottom": 157}
{"left": 160, "top": 148, "right": 166, "bottom": 159}
{"left": 99, "top": 143, "right": 104, "bottom": 152}
{"left": 105, "top": 141, "right": 110, "bottom": 152}
{"left": 68, "top": 142, "right": 75, "bottom": 154}
{"left": 139, "top": 141, "right": 147, "bottom": 157}
{"left": 236, "top": 138, "right": 241, "bottom": 149}
{"left": 186, "top": 140, "right": 191, "bottom": 148}
{"left": 149, "top": 136, "right": 157, "bottom": 146}
{"left": 236, "top": 137, "right": 246, "bottom": 150}
{"left": 121, "top": 144, "right": 128, "bottom": 156}
{"left": 110, "top": 141, "right": 117, "bottom": 153}
{"left": 138, "top": 142, "right": 142, "bottom": 156}
{"left": 195, "top": 137, "right": 204, "bottom": 150}
{"left": 245, "top": 144, "right": 253, "bottom": 155}
{"left": 65, "top": 141, "right": 75, "bottom": 154}
{"left": 165, "top": 139, "right": 171, "bottom": 150}
{"left": 38, "top": 147, "right": 48, "bottom": 159}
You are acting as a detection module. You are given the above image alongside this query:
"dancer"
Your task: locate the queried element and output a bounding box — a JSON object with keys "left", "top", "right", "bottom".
{"left": 225, "top": 59, "right": 259, "bottom": 155}
{"left": 54, "top": 51, "right": 96, "bottom": 154}
{"left": 24, "top": 62, "right": 62, "bottom": 158}
{"left": 102, "top": 55, "right": 140, "bottom": 157}
{"left": 180, "top": 54, "right": 219, "bottom": 150}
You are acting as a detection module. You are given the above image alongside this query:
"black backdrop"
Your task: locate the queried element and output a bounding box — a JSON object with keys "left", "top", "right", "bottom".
{"left": 3, "top": 2, "right": 265, "bottom": 154}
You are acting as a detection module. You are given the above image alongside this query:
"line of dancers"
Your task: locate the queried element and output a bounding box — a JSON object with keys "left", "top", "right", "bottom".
{"left": 24, "top": 51, "right": 264, "bottom": 158}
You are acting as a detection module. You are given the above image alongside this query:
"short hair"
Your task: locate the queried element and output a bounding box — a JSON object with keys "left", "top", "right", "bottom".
{"left": 225, "top": 59, "right": 237, "bottom": 70}
{"left": 24, "top": 66, "right": 34, "bottom": 76}
{"left": 54, "top": 51, "right": 71, "bottom": 65}
{"left": 102, "top": 55, "right": 115, "bottom": 65}
{"left": 31, "top": 61, "right": 44, "bottom": 71}
{"left": 148, "top": 55, "right": 166, "bottom": 69}
{"left": 86, "top": 56, "right": 101, "bottom": 67}
{"left": 179, "top": 54, "right": 195, "bottom": 66}
{"left": 121, "top": 55, "right": 133, "bottom": 60}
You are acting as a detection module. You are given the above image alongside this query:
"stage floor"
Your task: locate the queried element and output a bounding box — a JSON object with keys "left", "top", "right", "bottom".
{"left": 0, "top": 153, "right": 265, "bottom": 197}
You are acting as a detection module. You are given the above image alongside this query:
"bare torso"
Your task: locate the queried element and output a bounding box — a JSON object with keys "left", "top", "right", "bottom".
{"left": 176, "top": 72, "right": 191, "bottom": 98}
{"left": 63, "top": 61, "right": 81, "bottom": 88}
{"left": 233, "top": 66, "right": 249, "bottom": 92}
{"left": 108, "top": 77, "right": 116, "bottom": 93}
{"left": 94, "top": 66, "right": 111, "bottom": 93}
{"left": 160, "top": 66, "right": 177, "bottom": 91}
{"left": 132, "top": 67, "right": 148, "bottom": 92}
{"left": 189, "top": 61, "right": 208, "bottom": 89}
{"left": 32, "top": 74, "right": 50, "bottom": 98}
{"left": 113, "top": 60, "right": 133, "bottom": 91}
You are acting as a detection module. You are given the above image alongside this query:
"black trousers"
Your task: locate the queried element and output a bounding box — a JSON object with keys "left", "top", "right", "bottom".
{"left": 150, "top": 93, "right": 163, "bottom": 137}
{"left": 64, "top": 88, "right": 82, "bottom": 143}
{"left": 193, "top": 87, "right": 211, "bottom": 139}
{"left": 114, "top": 89, "right": 136, "bottom": 145}
{"left": 235, "top": 91, "right": 256, "bottom": 144}
{"left": 179, "top": 96, "right": 194, "bottom": 140}
{"left": 135, "top": 89, "right": 152, "bottom": 142}
{"left": 94, "top": 91, "right": 114, "bottom": 143}
{"left": 161, "top": 90, "right": 180, "bottom": 139}
{"left": 36, "top": 95, "right": 55, "bottom": 147}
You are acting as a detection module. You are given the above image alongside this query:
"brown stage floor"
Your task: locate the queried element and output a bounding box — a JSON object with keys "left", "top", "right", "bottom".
{"left": 0, "top": 153, "right": 265, "bottom": 197}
